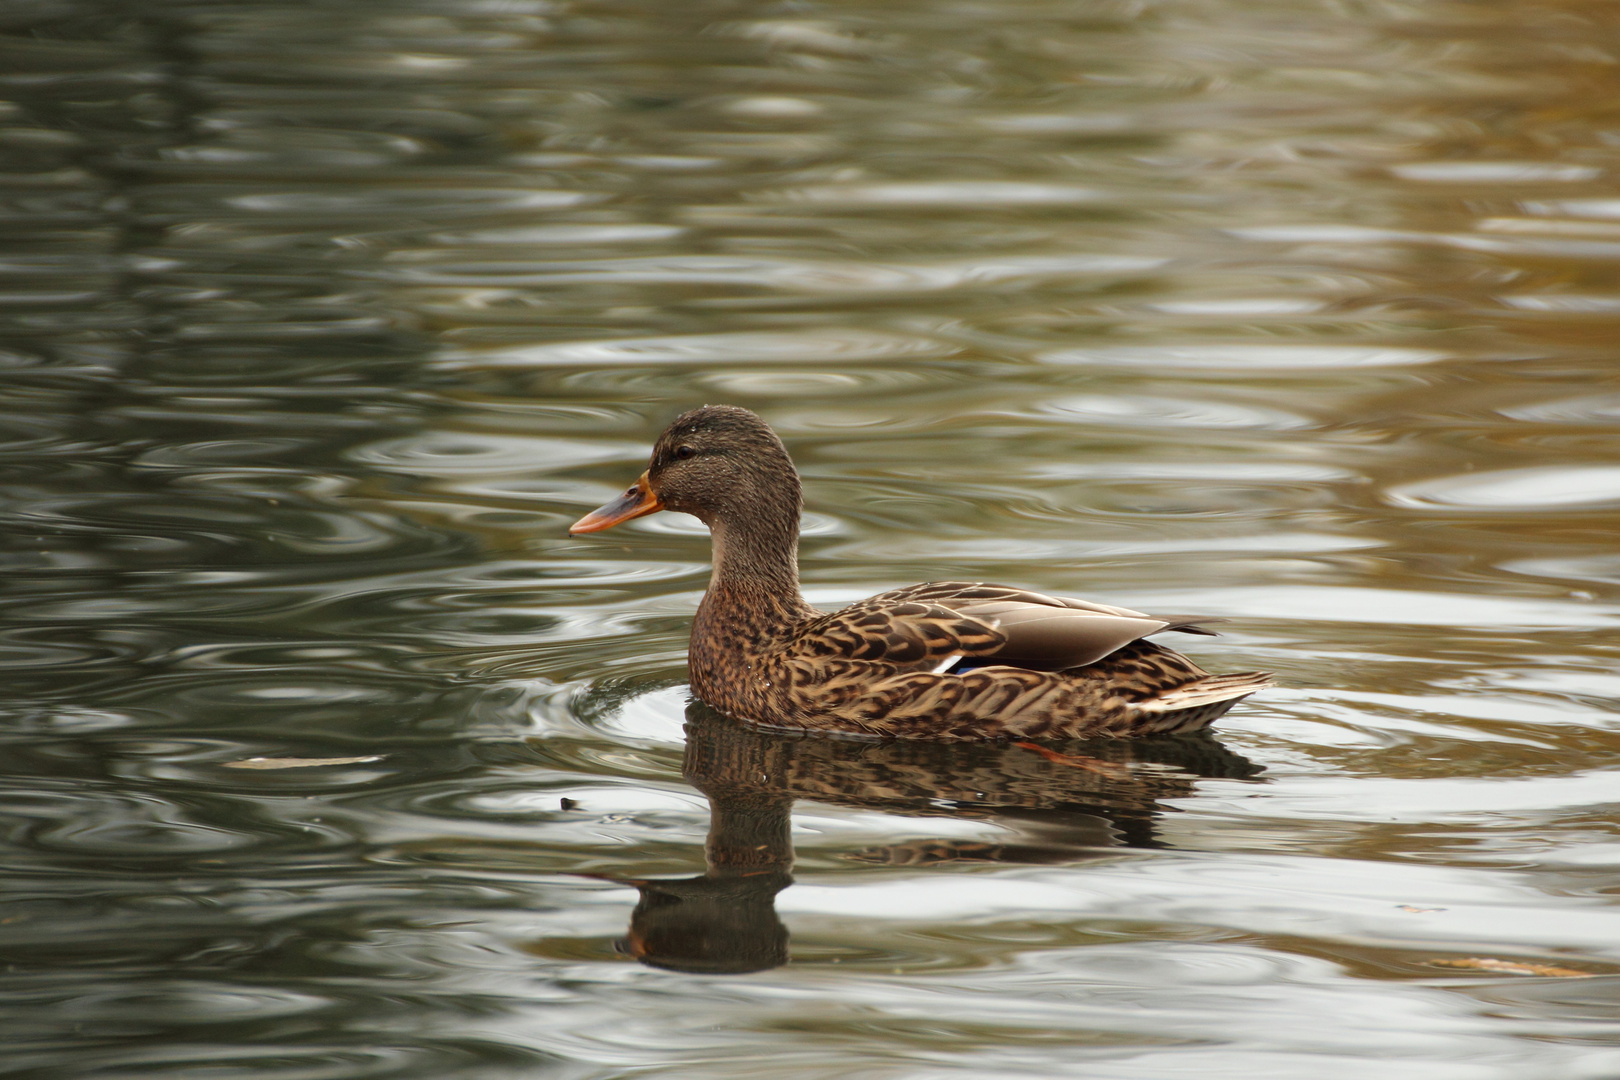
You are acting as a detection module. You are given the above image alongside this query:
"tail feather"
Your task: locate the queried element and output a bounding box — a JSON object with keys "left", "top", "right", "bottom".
{"left": 1140, "top": 671, "right": 1272, "bottom": 713}
{"left": 1151, "top": 615, "right": 1225, "bottom": 637}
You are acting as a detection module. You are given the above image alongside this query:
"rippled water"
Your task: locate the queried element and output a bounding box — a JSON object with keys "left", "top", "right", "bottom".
{"left": 5, "top": 0, "right": 1620, "bottom": 1076}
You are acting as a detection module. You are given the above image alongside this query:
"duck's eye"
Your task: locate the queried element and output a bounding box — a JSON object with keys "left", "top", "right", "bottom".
{"left": 674, "top": 445, "right": 696, "bottom": 460}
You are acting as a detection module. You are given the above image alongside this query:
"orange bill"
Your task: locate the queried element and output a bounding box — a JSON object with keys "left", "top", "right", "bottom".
{"left": 569, "top": 472, "right": 663, "bottom": 534}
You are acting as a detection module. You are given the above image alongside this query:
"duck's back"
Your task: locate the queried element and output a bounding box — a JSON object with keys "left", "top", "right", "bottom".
{"left": 690, "top": 580, "right": 1270, "bottom": 740}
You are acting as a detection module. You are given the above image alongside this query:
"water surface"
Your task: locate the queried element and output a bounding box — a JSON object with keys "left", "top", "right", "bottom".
{"left": 4, "top": 1, "right": 1620, "bottom": 1077}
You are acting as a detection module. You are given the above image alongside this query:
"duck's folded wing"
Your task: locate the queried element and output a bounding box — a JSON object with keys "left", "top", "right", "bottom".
{"left": 819, "top": 582, "right": 1220, "bottom": 672}
{"left": 788, "top": 600, "right": 1007, "bottom": 669}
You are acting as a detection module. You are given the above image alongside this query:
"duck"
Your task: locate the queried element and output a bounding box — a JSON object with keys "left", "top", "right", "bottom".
{"left": 570, "top": 405, "right": 1271, "bottom": 740}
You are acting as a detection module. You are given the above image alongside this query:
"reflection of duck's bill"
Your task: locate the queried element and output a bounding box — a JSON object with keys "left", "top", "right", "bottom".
{"left": 618, "top": 928, "right": 648, "bottom": 959}
{"left": 570, "top": 472, "right": 663, "bottom": 534}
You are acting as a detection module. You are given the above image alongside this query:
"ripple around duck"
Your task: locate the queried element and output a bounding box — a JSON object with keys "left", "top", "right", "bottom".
{"left": 1037, "top": 344, "right": 1448, "bottom": 371}
{"left": 430, "top": 223, "right": 686, "bottom": 246}
{"left": 1027, "top": 461, "right": 1356, "bottom": 483}
{"left": 1499, "top": 393, "right": 1620, "bottom": 424}
{"left": 760, "top": 181, "right": 1116, "bottom": 207}
{"left": 0, "top": 629, "right": 135, "bottom": 670}
{"left": 164, "top": 143, "right": 428, "bottom": 173}
{"left": 1499, "top": 294, "right": 1620, "bottom": 315}
{"left": 1198, "top": 770, "right": 1620, "bottom": 826}
{"left": 1389, "top": 161, "right": 1601, "bottom": 184}
{"left": 975, "top": 112, "right": 1139, "bottom": 135}
{"left": 346, "top": 432, "right": 641, "bottom": 475}
{"left": 0, "top": 628, "right": 152, "bottom": 695}
{"left": 436, "top": 328, "right": 955, "bottom": 368}
{"left": 131, "top": 437, "right": 314, "bottom": 468}
{"left": 0, "top": 413, "right": 83, "bottom": 457}
{"left": 695, "top": 367, "right": 935, "bottom": 397}
{"left": 1499, "top": 554, "right": 1620, "bottom": 589}
{"left": 816, "top": 530, "right": 1379, "bottom": 568}
{"left": 1017, "top": 940, "right": 1326, "bottom": 989}
{"left": 1038, "top": 394, "right": 1313, "bottom": 431}
{"left": 1525, "top": 198, "right": 1620, "bottom": 219}
{"left": 107, "top": 738, "right": 397, "bottom": 791}
{"left": 403, "top": 252, "right": 1165, "bottom": 297}
{"left": 766, "top": 959, "right": 1618, "bottom": 1073}
{"left": 40, "top": 1043, "right": 518, "bottom": 1080}
{"left": 1124, "top": 584, "right": 1619, "bottom": 630}
{"left": 96, "top": 669, "right": 437, "bottom": 740}
{"left": 390, "top": 789, "right": 709, "bottom": 863}
{"left": 217, "top": 186, "right": 603, "bottom": 217}
{"left": 1386, "top": 466, "right": 1620, "bottom": 511}
{"left": 11, "top": 789, "right": 257, "bottom": 858}
{"left": 0, "top": 488, "right": 433, "bottom": 563}
{"left": 570, "top": 683, "right": 691, "bottom": 747}
{"left": 778, "top": 853, "right": 1620, "bottom": 954}
{"left": 62, "top": 984, "right": 337, "bottom": 1023}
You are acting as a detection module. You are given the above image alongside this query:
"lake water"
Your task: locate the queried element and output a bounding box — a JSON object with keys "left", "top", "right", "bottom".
{"left": 5, "top": 1, "right": 1620, "bottom": 1077}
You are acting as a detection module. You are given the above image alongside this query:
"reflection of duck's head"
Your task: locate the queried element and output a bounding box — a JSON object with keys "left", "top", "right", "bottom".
{"left": 621, "top": 870, "right": 792, "bottom": 975}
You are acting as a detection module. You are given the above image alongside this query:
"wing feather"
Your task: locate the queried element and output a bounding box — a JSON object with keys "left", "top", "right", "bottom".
{"left": 792, "top": 581, "right": 1224, "bottom": 672}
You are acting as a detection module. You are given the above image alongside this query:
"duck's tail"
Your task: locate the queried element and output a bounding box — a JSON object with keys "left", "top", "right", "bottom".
{"left": 1137, "top": 671, "right": 1273, "bottom": 733}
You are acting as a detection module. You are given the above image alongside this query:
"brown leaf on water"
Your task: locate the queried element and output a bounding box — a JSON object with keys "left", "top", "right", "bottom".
{"left": 223, "top": 755, "right": 384, "bottom": 770}
{"left": 1429, "top": 957, "right": 1594, "bottom": 978}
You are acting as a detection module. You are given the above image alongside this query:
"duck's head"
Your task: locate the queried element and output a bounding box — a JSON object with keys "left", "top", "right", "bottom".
{"left": 570, "top": 405, "right": 801, "bottom": 535}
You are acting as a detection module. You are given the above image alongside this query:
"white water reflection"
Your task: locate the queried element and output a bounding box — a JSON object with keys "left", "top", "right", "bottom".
{"left": 779, "top": 856, "right": 1620, "bottom": 955}
{"left": 1389, "top": 162, "right": 1602, "bottom": 184}
{"left": 1388, "top": 467, "right": 1620, "bottom": 511}
{"left": 768, "top": 181, "right": 1115, "bottom": 206}
{"left": 1040, "top": 394, "right": 1312, "bottom": 431}
{"left": 1038, "top": 345, "right": 1448, "bottom": 370}
{"left": 440, "top": 328, "right": 955, "bottom": 368}
{"left": 1126, "top": 585, "right": 1620, "bottom": 629}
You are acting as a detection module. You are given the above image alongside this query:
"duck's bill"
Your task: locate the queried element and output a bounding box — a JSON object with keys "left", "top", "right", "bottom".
{"left": 569, "top": 473, "right": 663, "bottom": 534}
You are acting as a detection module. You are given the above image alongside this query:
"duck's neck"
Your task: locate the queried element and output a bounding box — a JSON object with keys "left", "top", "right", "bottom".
{"left": 685, "top": 458, "right": 818, "bottom": 706}
{"left": 688, "top": 510, "right": 813, "bottom": 712}
{"left": 696, "top": 510, "right": 816, "bottom": 635}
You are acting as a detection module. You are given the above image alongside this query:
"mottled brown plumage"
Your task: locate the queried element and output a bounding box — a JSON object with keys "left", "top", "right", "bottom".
{"left": 571, "top": 405, "right": 1271, "bottom": 739}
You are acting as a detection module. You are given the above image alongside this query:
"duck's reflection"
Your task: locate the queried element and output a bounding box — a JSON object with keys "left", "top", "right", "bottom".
{"left": 621, "top": 702, "right": 1261, "bottom": 974}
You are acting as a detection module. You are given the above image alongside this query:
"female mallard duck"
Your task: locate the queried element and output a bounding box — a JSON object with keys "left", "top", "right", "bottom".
{"left": 571, "top": 405, "right": 1270, "bottom": 740}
